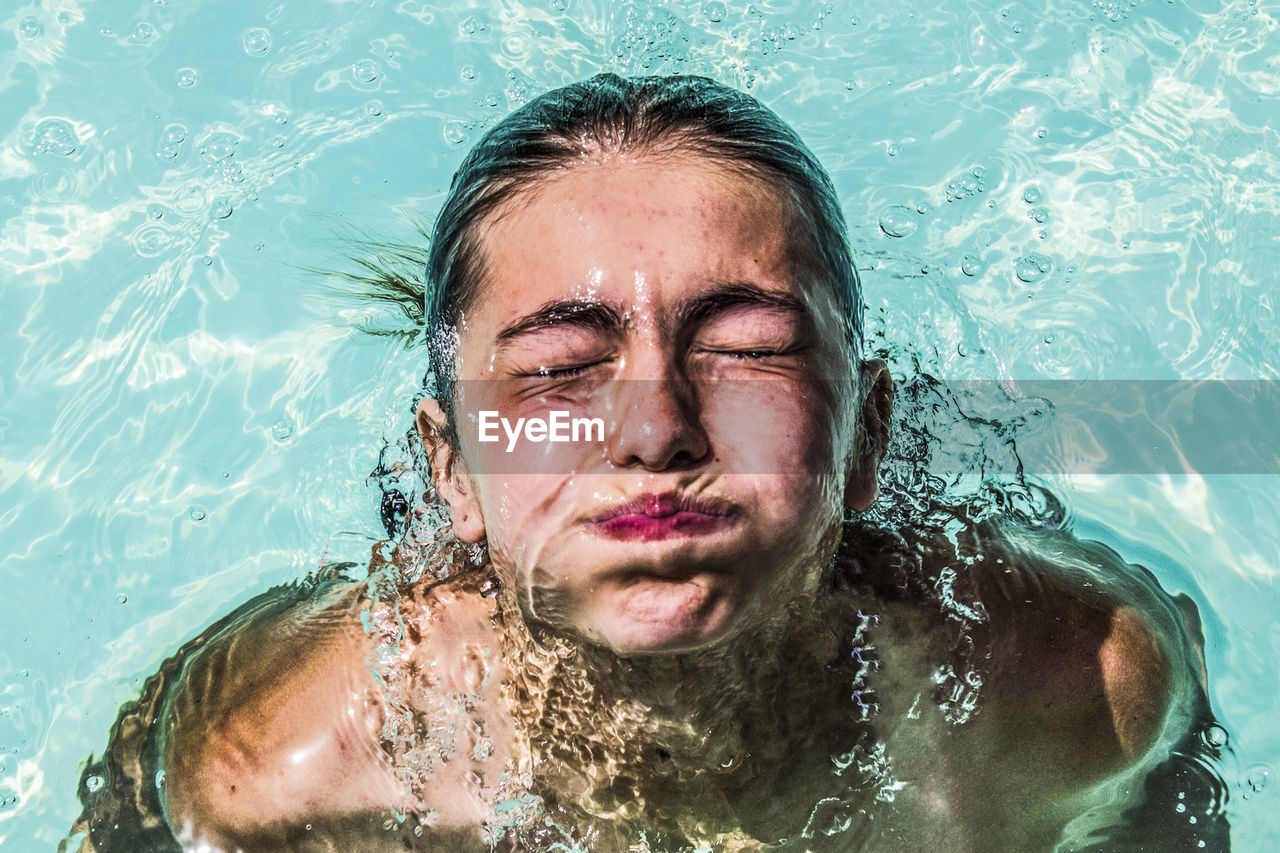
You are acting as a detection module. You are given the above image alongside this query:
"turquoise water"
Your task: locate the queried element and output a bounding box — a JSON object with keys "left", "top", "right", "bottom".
{"left": 1, "top": 0, "right": 1278, "bottom": 848}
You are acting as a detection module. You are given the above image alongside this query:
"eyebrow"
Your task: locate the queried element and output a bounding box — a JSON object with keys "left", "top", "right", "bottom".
{"left": 493, "top": 299, "right": 626, "bottom": 348}
{"left": 674, "top": 282, "right": 806, "bottom": 328}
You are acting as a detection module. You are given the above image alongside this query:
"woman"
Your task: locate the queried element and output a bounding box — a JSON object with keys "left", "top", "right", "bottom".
{"left": 71, "top": 74, "right": 1219, "bottom": 853}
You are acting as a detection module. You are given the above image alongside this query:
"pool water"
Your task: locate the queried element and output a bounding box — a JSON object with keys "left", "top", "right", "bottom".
{"left": 1, "top": 0, "right": 1277, "bottom": 849}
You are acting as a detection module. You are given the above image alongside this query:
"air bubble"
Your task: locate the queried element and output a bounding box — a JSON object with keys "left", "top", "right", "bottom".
{"left": 459, "top": 15, "right": 487, "bottom": 35}
{"left": 131, "top": 22, "right": 157, "bottom": 43}
{"left": 960, "top": 255, "right": 984, "bottom": 276}
{"left": 1201, "top": 723, "right": 1229, "bottom": 749}
{"left": 1015, "top": 254, "right": 1051, "bottom": 283}
{"left": 1036, "top": 127, "right": 1047, "bottom": 139}
{"left": 551, "top": 0, "right": 569, "bottom": 9}
{"left": 164, "top": 124, "right": 186, "bottom": 144}
{"left": 353, "top": 59, "right": 379, "bottom": 83}
{"left": 460, "top": 65, "right": 477, "bottom": 81}
{"left": 1043, "top": 333, "right": 1055, "bottom": 344}
{"left": 243, "top": 27, "right": 272, "bottom": 55}
{"left": 705, "top": 0, "right": 727, "bottom": 21}
{"left": 916, "top": 202, "right": 931, "bottom": 215}
{"left": 201, "top": 255, "right": 213, "bottom": 265}
{"left": 271, "top": 418, "right": 294, "bottom": 441}
{"left": 886, "top": 142, "right": 900, "bottom": 157}
{"left": 146, "top": 204, "right": 164, "bottom": 220}
{"left": 1022, "top": 186, "right": 1042, "bottom": 204}
{"left": 443, "top": 121, "right": 469, "bottom": 146}
{"left": 1247, "top": 766, "right": 1270, "bottom": 792}
{"left": 1121, "top": 240, "right": 1131, "bottom": 250}
{"left": 176, "top": 67, "right": 198, "bottom": 87}
{"left": 878, "top": 206, "right": 918, "bottom": 238}
{"left": 116, "top": 594, "right": 128, "bottom": 604}
{"left": 189, "top": 506, "right": 208, "bottom": 522}
{"left": 212, "top": 199, "right": 233, "bottom": 219}
{"left": 365, "top": 100, "right": 383, "bottom": 116}
{"left": 200, "top": 132, "right": 237, "bottom": 163}
{"left": 18, "top": 17, "right": 42, "bottom": 39}
{"left": 32, "top": 119, "right": 79, "bottom": 156}
{"left": 269, "top": 135, "right": 286, "bottom": 148}
{"left": 1031, "top": 207, "right": 1049, "bottom": 223}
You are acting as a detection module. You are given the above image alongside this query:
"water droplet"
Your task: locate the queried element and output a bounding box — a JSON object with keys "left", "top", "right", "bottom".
{"left": 115, "top": 593, "right": 128, "bottom": 604}
{"left": 189, "top": 506, "right": 208, "bottom": 522}
{"left": 705, "top": 1, "right": 727, "bottom": 21}
{"left": 271, "top": 418, "right": 294, "bottom": 441}
{"left": 878, "top": 205, "right": 918, "bottom": 238}
{"left": 85, "top": 775, "right": 105, "bottom": 793}
{"left": 460, "top": 64, "right": 477, "bottom": 81}
{"left": 960, "top": 255, "right": 984, "bottom": 276}
{"left": 352, "top": 59, "right": 379, "bottom": 83}
{"left": 32, "top": 119, "right": 79, "bottom": 156}
{"left": 243, "top": 27, "right": 271, "bottom": 55}
{"left": 18, "top": 17, "right": 42, "bottom": 39}
{"left": 212, "top": 199, "right": 233, "bottom": 219}
{"left": 1022, "top": 186, "right": 1042, "bottom": 204}
{"left": 365, "top": 100, "right": 383, "bottom": 116}
{"left": 131, "top": 22, "right": 157, "bottom": 43}
{"left": 176, "top": 67, "right": 198, "bottom": 88}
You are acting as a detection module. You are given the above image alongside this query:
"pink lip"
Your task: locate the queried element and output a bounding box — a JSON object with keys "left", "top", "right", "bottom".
{"left": 591, "top": 493, "right": 734, "bottom": 542}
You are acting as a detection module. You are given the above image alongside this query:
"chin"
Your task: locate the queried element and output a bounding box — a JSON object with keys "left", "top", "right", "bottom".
{"left": 588, "top": 578, "right": 741, "bottom": 656}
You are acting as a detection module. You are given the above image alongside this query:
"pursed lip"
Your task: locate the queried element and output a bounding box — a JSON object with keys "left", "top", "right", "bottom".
{"left": 588, "top": 492, "right": 736, "bottom": 541}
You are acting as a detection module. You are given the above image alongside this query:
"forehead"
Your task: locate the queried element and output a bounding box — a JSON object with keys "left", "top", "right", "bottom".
{"left": 468, "top": 155, "right": 804, "bottom": 322}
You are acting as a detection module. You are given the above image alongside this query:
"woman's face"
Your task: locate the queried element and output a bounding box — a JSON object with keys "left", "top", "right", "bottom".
{"left": 419, "top": 153, "right": 887, "bottom": 655}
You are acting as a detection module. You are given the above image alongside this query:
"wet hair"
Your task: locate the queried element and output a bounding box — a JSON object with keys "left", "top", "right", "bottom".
{"left": 424, "top": 72, "right": 863, "bottom": 421}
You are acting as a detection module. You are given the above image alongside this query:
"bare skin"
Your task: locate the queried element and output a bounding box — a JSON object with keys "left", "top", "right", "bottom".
{"left": 148, "top": 523, "right": 1198, "bottom": 853}
{"left": 74, "top": 153, "right": 1209, "bottom": 852}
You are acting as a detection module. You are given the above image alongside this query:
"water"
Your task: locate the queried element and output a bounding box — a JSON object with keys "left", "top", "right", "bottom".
{"left": 1, "top": 0, "right": 1277, "bottom": 848}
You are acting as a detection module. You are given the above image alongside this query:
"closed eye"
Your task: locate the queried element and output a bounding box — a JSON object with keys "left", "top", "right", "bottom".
{"left": 517, "top": 358, "right": 612, "bottom": 379}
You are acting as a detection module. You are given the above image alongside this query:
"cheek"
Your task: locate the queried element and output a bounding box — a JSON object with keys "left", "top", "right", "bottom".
{"left": 703, "top": 380, "right": 842, "bottom": 477}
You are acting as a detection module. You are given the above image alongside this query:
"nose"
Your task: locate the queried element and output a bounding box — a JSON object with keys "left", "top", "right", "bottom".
{"left": 605, "top": 356, "right": 711, "bottom": 472}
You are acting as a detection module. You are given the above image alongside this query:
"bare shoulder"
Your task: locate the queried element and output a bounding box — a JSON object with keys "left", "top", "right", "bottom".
{"left": 157, "top": 569, "right": 514, "bottom": 851}
{"left": 157, "top": 574, "right": 398, "bottom": 847}
{"left": 958, "top": 520, "right": 1199, "bottom": 781}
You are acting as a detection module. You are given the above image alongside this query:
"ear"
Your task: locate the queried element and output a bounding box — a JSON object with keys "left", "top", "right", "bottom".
{"left": 416, "top": 397, "right": 487, "bottom": 543}
{"left": 844, "top": 359, "right": 894, "bottom": 512}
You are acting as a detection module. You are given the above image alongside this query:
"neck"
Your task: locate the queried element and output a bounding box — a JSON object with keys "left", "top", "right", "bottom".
{"left": 493, "top": 577, "right": 877, "bottom": 844}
